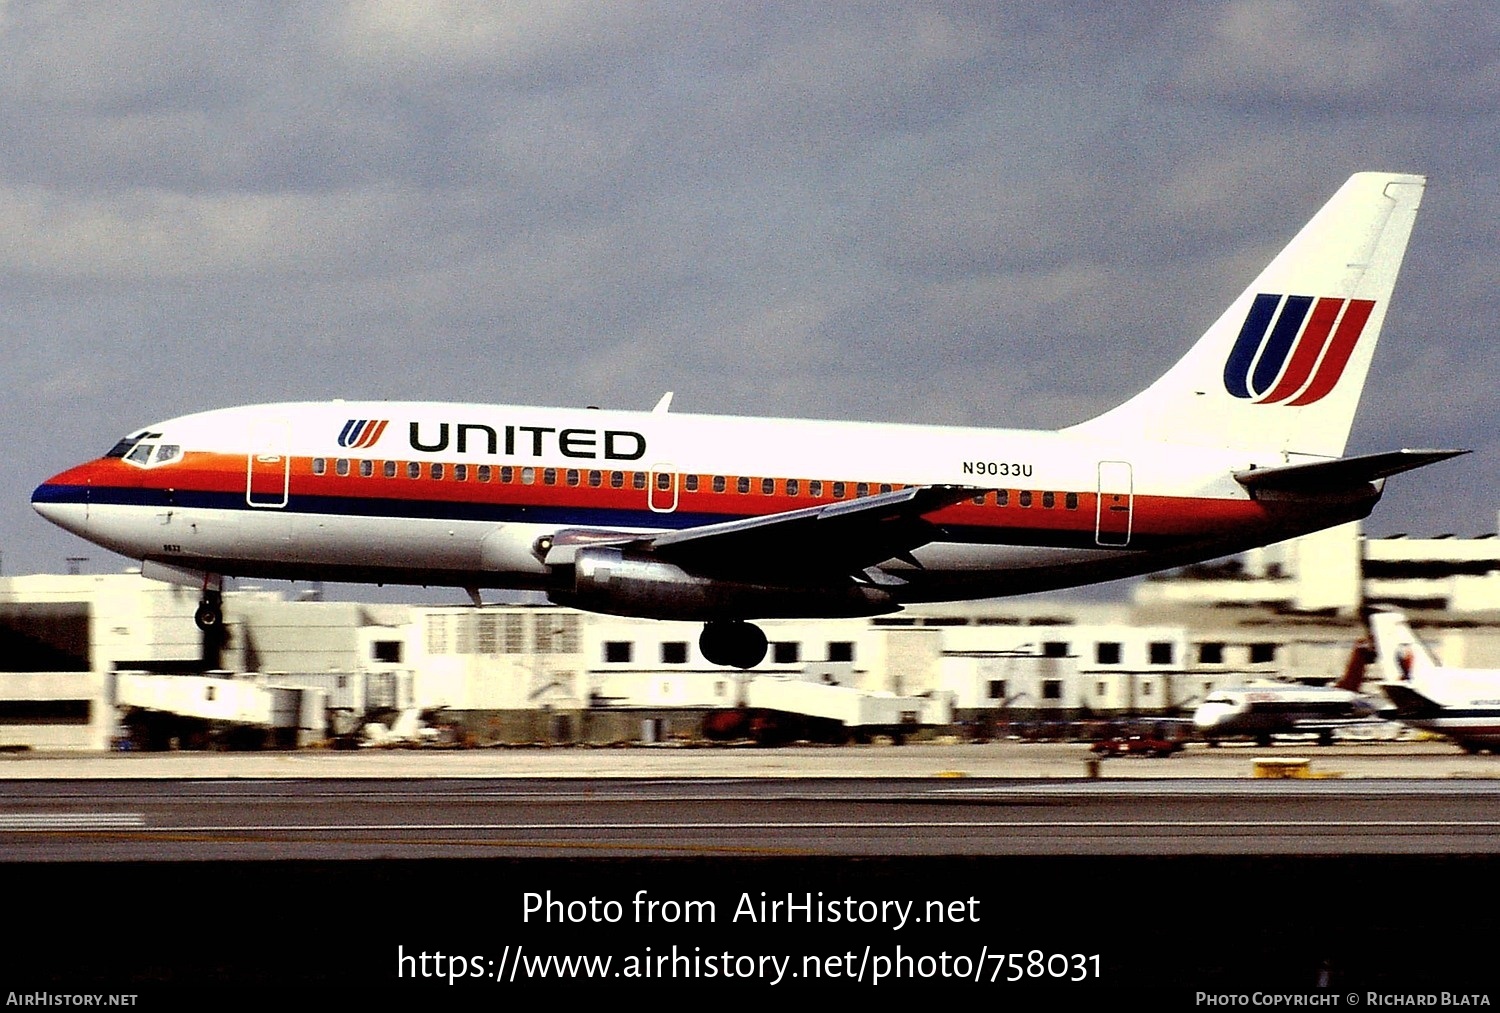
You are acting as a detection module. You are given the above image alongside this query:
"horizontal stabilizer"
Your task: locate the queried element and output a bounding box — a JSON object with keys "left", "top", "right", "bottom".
{"left": 1234, "top": 449, "right": 1467, "bottom": 494}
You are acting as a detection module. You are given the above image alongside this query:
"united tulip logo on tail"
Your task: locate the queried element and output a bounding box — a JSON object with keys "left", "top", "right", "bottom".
{"left": 338, "top": 419, "right": 389, "bottom": 449}
{"left": 1222, "top": 293, "right": 1376, "bottom": 405}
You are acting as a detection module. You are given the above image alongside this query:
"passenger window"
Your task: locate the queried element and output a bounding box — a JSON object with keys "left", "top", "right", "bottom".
{"left": 336, "top": 458, "right": 350, "bottom": 476}
{"left": 312, "top": 458, "right": 327, "bottom": 476}
{"left": 1065, "top": 492, "right": 1079, "bottom": 510}
{"left": 477, "top": 465, "right": 491, "bottom": 482}
{"left": 786, "top": 479, "right": 799, "bottom": 497}
{"left": 997, "top": 489, "right": 1009, "bottom": 506}
{"left": 543, "top": 468, "right": 556, "bottom": 485}
{"left": 712, "top": 475, "right": 726, "bottom": 493}
{"left": 610, "top": 471, "right": 624, "bottom": 489}
{"left": 656, "top": 472, "right": 671, "bottom": 491}
{"left": 430, "top": 463, "right": 444, "bottom": 480}
{"left": 856, "top": 482, "right": 869, "bottom": 497}
{"left": 522, "top": 467, "right": 535, "bottom": 485}
{"left": 454, "top": 464, "right": 468, "bottom": 481}
{"left": 684, "top": 474, "right": 699, "bottom": 492}
{"left": 360, "top": 460, "right": 374, "bottom": 478}
{"left": 407, "top": 462, "right": 421, "bottom": 479}
{"left": 973, "top": 493, "right": 987, "bottom": 505}
{"left": 737, "top": 477, "right": 750, "bottom": 494}
{"left": 566, "top": 469, "right": 580, "bottom": 486}
{"left": 879, "top": 483, "right": 891, "bottom": 494}
{"left": 832, "top": 482, "right": 845, "bottom": 498}
{"left": 1042, "top": 491, "right": 1055, "bottom": 508}
{"left": 589, "top": 470, "right": 602, "bottom": 488}
{"left": 809, "top": 480, "right": 823, "bottom": 497}
{"left": 633, "top": 472, "right": 646, "bottom": 490}
{"left": 384, "top": 461, "right": 397, "bottom": 478}
{"left": 1019, "top": 491, "right": 1032, "bottom": 507}
{"left": 761, "top": 478, "right": 774, "bottom": 495}
{"left": 501, "top": 466, "right": 514, "bottom": 483}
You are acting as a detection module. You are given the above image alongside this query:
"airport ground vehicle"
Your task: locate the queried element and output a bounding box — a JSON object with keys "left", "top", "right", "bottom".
{"left": 1090, "top": 734, "right": 1184, "bottom": 759}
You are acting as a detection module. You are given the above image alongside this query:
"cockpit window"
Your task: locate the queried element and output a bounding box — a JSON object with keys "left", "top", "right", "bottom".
{"left": 106, "top": 431, "right": 162, "bottom": 460}
{"left": 115, "top": 435, "right": 181, "bottom": 469}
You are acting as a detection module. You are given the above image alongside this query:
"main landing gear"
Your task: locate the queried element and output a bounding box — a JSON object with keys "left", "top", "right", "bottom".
{"left": 699, "top": 621, "right": 768, "bottom": 669}
{"left": 194, "top": 591, "right": 222, "bottom": 631}
{"left": 194, "top": 574, "right": 224, "bottom": 632}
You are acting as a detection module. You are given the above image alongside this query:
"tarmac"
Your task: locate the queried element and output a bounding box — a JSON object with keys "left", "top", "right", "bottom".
{"left": 1, "top": 737, "right": 1495, "bottom": 780}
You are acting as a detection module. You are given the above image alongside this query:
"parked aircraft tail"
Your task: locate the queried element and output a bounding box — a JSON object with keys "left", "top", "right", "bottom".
{"left": 1367, "top": 608, "right": 1440, "bottom": 682}
{"left": 1069, "top": 172, "right": 1426, "bottom": 458}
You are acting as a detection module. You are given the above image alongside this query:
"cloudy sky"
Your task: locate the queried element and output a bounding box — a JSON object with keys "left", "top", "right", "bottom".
{"left": 4, "top": 1, "right": 1497, "bottom": 588}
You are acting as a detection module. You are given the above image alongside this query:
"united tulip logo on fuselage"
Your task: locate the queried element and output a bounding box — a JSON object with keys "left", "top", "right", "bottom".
{"left": 338, "top": 419, "right": 389, "bottom": 449}
{"left": 1222, "top": 293, "right": 1376, "bottom": 405}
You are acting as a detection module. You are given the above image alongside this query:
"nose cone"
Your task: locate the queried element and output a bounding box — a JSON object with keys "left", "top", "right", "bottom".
{"left": 32, "top": 469, "right": 90, "bottom": 536}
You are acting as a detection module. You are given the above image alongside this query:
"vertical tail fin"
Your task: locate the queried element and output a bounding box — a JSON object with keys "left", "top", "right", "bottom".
{"left": 1068, "top": 172, "right": 1426, "bottom": 457}
{"left": 1367, "top": 609, "right": 1439, "bottom": 683}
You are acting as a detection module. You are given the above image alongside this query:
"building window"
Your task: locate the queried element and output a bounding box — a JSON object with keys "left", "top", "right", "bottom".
{"left": 372, "top": 641, "right": 403, "bottom": 663}
{"left": 1149, "top": 642, "right": 1174, "bottom": 665}
{"left": 1250, "top": 642, "right": 1276, "bottom": 664}
{"left": 1043, "top": 641, "right": 1068, "bottom": 658}
{"left": 1142, "top": 682, "right": 1154, "bottom": 696}
{"left": 987, "top": 679, "right": 1006, "bottom": 701}
{"left": 1096, "top": 681, "right": 1107, "bottom": 696}
{"left": 1042, "top": 679, "right": 1062, "bottom": 700}
{"left": 1197, "top": 642, "right": 1224, "bottom": 665}
{"left": 661, "top": 642, "right": 688, "bottom": 665}
{"left": 772, "top": 642, "right": 800, "bottom": 664}
{"left": 828, "top": 642, "right": 855, "bottom": 663}
{"left": 604, "top": 641, "right": 633, "bottom": 663}
{"left": 1096, "top": 642, "right": 1121, "bottom": 665}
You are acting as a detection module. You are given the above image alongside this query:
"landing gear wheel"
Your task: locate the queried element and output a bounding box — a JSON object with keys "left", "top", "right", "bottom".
{"left": 194, "top": 594, "right": 223, "bottom": 632}
{"left": 699, "top": 621, "right": 768, "bottom": 669}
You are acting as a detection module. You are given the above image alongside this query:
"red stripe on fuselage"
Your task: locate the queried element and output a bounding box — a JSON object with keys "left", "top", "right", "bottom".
{"left": 55, "top": 452, "right": 1277, "bottom": 544}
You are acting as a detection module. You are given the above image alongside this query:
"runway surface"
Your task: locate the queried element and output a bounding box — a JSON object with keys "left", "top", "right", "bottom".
{"left": 5, "top": 774, "right": 1500, "bottom": 860}
{"left": 7, "top": 744, "right": 1498, "bottom": 997}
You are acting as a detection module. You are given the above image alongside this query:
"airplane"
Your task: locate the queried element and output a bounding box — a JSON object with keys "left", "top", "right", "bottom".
{"left": 1191, "top": 641, "right": 1382, "bottom": 745}
{"left": 31, "top": 172, "right": 1464, "bottom": 669}
{"left": 1367, "top": 609, "right": 1500, "bottom": 753}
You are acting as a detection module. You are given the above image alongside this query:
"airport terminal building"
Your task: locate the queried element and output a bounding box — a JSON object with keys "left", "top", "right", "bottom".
{"left": 4, "top": 518, "right": 1500, "bottom": 751}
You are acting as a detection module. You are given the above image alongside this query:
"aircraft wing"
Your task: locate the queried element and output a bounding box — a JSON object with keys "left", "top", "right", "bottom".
{"left": 1380, "top": 682, "right": 1445, "bottom": 720}
{"left": 645, "top": 484, "right": 978, "bottom": 578}
{"left": 544, "top": 485, "right": 979, "bottom": 580}
{"left": 1233, "top": 449, "right": 1467, "bottom": 494}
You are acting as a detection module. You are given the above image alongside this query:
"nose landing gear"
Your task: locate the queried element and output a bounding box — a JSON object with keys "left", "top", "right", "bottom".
{"left": 699, "top": 621, "right": 768, "bottom": 669}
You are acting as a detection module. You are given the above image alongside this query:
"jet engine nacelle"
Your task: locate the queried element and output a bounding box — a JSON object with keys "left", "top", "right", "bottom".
{"left": 549, "top": 546, "right": 897, "bottom": 621}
